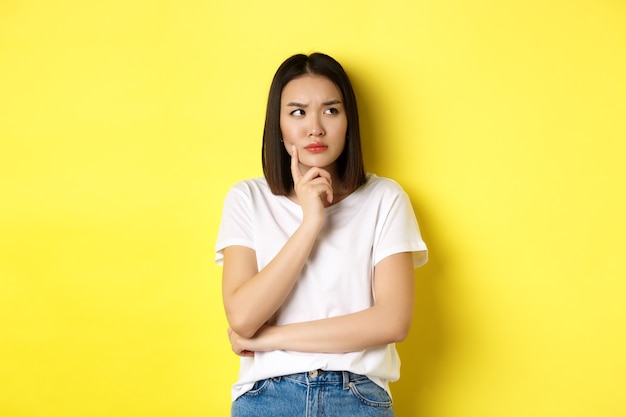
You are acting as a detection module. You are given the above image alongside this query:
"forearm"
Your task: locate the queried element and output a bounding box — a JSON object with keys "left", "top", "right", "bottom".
{"left": 247, "top": 305, "right": 412, "bottom": 354}
{"left": 223, "top": 221, "right": 321, "bottom": 337}
{"left": 227, "top": 252, "right": 416, "bottom": 353}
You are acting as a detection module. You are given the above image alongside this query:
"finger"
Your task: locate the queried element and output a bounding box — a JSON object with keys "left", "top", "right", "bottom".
{"left": 290, "top": 145, "right": 302, "bottom": 184}
{"left": 300, "top": 167, "right": 332, "bottom": 185}
{"left": 304, "top": 176, "right": 334, "bottom": 203}
{"left": 304, "top": 178, "right": 333, "bottom": 195}
{"left": 310, "top": 170, "right": 333, "bottom": 203}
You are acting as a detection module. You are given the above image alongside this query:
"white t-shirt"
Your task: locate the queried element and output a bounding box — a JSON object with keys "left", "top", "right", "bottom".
{"left": 215, "top": 173, "right": 428, "bottom": 401}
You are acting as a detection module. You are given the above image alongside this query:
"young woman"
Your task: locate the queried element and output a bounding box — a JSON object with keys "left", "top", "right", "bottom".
{"left": 215, "top": 52, "right": 428, "bottom": 416}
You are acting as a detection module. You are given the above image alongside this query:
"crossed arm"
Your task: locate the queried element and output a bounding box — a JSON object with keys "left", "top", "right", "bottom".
{"left": 223, "top": 245, "right": 417, "bottom": 355}
{"left": 221, "top": 145, "right": 419, "bottom": 355}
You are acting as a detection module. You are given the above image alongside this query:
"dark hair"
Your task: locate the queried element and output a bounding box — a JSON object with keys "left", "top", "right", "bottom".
{"left": 261, "top": 52, "right": 366, "bottom": 195}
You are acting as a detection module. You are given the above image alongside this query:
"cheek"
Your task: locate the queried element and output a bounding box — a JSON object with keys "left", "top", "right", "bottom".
{"left": 278, "top": 123, "right": 293, "bottom": 154}
{"left": 338, "top": 137, "right": 347, "bottom": 154}
{"left": 282, "top": 140, "right": 292, "bottom": 155}
{"left": 331, "top": 116, "right": 348, "bottom": 137}
{"left": 280, "top": 124, "right": 301, "bottom": 147}
{"left": 279, "top": 118, "right": 289, "bottom": 138}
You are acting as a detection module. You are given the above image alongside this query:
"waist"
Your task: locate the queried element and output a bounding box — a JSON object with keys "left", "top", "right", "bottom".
{"left": 279, "top": 369, "right": 370, "bottom": 386}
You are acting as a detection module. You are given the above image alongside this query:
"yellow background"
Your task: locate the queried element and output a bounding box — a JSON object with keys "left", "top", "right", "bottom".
{"left": 1, "top": 0, "right": 625, "bottom": 416}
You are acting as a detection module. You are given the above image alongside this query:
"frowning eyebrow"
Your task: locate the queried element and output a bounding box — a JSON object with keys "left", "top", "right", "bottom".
{"left": 285, "top": 99, "right": 343, "bottom": 107}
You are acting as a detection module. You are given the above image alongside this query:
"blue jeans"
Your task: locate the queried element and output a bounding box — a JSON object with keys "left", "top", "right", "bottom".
{"left": 231, "top": 370, "right": 394, "bottom": 417}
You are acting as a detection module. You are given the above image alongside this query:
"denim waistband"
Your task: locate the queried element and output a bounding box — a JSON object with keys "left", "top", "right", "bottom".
{"left": 278, "top": 370, "right": 369, "bottom": 388}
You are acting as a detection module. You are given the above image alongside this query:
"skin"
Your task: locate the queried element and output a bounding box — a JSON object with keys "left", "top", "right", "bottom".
{"left": 281, "top": 74, "right": 351, "bottom": 210}
{"left": 222, "top": 74, "right": 417, "bottom": 357}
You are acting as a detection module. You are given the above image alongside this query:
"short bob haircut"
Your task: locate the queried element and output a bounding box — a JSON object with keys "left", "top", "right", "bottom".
{"left": 262, "top": 52, "right": 366, "bottom": 196}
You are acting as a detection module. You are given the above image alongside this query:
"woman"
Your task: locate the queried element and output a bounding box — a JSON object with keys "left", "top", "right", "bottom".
{"left": 215, "top": 52, "right": 428, "bottom": 416}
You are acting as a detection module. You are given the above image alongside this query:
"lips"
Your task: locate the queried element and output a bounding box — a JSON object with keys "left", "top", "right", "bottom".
{"left": 304, "top": 142, "right": 328, "bottom": 153}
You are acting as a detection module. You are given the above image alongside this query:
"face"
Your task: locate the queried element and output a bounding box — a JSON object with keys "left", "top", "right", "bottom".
{"left": 280, "top": 74, "right": 348, "bottom": 175}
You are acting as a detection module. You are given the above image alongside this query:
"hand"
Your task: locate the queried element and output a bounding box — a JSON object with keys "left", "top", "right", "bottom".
{"left": 227, "top": 327, "right": 255, "bottom": 357}
{"left": 291, "top": 145, "right": 333, "bottom": 225}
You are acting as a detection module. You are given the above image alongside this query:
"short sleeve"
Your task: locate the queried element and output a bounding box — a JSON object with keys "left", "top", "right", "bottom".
{"left": 373, "top": 187, "right": 428, "bottom": 268}
{"left": 214, "top": 183, "right": 255, "bottom": 266}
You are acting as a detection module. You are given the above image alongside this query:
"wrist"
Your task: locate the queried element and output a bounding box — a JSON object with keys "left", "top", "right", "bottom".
{"left": 256, "top": 325, "right": 282, "bottom": 352}
{"left": 299, "top": 216, "right": 324, "bottom": 235}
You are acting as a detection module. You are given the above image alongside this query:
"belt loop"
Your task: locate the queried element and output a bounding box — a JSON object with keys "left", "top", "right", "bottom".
{"left": 342, "top": 371, "right": 351, "bottom": 389}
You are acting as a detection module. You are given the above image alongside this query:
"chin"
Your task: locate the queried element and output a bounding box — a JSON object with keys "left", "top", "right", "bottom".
{"left": 301, "top": 158, "right": 334, "bottom": 170}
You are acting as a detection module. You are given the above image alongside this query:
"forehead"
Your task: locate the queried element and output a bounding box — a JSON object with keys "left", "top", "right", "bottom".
{"left": 281, "top": 74, "right": 342, "bottom": 102}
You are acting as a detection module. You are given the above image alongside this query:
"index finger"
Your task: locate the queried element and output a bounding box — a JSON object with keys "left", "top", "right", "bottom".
{"left": 290, "top": 145, "right": 302, "bottom": 183}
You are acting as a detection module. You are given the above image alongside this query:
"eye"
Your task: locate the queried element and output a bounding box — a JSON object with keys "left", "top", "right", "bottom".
{"left": 324, "top": 107, "right": 339, "bottom": 115}
{"left": 290, "top": 109, "right": 305, "bottom": 116}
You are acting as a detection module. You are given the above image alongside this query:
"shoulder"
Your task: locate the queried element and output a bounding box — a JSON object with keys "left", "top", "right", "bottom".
{"left": 227, "top": 177, "right": 270, "bottom": 195}
{"left": 222, "top": 178, "right": 273, "bottom": 205}
{"left": 227, "top": 177, "right": 269, "bottom": 191}
{"left": 361, "top": 173, "right": 407, "bottom": 197}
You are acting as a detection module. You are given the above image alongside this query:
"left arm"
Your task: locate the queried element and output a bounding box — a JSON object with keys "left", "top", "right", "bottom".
{"left": 228, "top": 251, "right": 418, "bottom": 355}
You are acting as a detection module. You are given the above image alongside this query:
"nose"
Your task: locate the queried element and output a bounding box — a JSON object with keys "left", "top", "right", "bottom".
{"left": 308, "top": 115, "right": 325, "bottom": 136}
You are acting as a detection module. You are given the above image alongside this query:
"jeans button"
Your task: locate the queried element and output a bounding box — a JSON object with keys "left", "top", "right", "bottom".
{"left": 309, "top": 370, "right": 318, "bottom": 378}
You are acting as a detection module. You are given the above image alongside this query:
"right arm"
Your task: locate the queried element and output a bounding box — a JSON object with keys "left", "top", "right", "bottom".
{"left": 222, "top": 146, "right": 333, "bottom": 338}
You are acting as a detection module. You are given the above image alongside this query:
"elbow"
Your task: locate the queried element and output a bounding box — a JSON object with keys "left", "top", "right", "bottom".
{"left": 388, "top": 328, "right": 410, "bottom": 344}
{"left": 371, "top": 305, "right": 413, "bottom": 344}
{"left": 387, "top": 319, "right": 412, "bottom": 343}
{"left": 226, "top": 311, "right": 262, "bottom": 339}
{"left": 229, "top": 324, "right": 257, "bottom": 339}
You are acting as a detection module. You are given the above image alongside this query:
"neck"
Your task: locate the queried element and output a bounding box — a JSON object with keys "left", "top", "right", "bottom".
{"left": 288, "top": 181, "right": 353, "bottom": 207}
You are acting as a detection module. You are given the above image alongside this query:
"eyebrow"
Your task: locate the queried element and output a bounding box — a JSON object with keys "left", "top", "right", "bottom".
{"left": 285, "top": 99, "right": 343, "bottom": 107}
